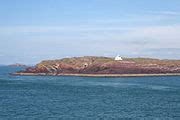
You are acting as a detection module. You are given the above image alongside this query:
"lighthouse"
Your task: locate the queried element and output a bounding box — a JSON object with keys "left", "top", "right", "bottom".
{"left": 115, "top": 55, "right": 123, "bottom": 61}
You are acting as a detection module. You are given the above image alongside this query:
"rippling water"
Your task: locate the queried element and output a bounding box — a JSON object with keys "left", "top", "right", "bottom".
{"left": 0, "top": 66, "right": 180, "bottom": 119}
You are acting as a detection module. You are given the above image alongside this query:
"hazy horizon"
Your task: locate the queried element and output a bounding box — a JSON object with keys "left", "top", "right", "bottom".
{"left": 1, "top": 0, "right": 180, "bottom": 64}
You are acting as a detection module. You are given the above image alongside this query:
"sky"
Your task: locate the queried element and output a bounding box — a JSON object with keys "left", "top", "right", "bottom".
{"left": 0, "top": 0, "right": 180, "bottom": 64}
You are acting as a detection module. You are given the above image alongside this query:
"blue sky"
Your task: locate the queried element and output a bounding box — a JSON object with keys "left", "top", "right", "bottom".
{"left": 0, "top": 0, "right": 180, "bottom": 64}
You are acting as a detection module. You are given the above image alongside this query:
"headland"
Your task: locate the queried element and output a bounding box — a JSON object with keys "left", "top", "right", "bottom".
{"left": 13, "top": 56, "right": 180, "bottom": 77}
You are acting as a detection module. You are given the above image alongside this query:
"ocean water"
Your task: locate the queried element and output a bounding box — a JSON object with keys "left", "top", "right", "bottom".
{"left": 0, "top": 66, "right": 180, "bottom": 119}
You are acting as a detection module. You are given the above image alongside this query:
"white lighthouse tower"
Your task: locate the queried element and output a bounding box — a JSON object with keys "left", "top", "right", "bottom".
{"left": 115, "top": 55, "right": 123, "bottom": 61}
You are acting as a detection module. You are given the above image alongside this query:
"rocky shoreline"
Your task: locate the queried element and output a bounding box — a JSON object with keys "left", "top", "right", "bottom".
{"left": 13, "top": 72, "right": 180, "bottom": 77}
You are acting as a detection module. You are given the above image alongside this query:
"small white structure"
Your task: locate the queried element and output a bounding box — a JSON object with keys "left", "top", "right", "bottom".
{"left": 83, "top": 63, "right": 88, "bottom": 68}
{"left": 115, "top": 55, "right": 123, "bottom": 61}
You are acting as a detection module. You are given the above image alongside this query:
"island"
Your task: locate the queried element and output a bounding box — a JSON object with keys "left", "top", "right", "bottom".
{"left": 8, "top": 63, "right": 26, "bottom": 67}
{"left": 13, "top": 56, "right": 180, "bottom": 77}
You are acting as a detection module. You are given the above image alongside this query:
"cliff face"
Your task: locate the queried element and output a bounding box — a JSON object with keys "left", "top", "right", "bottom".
{"left": 19, "top": 56, "right": 180, "bottom": 74}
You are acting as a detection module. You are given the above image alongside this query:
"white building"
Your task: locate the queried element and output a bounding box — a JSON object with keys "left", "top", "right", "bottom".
{"left": 115, "top": 55, "right": 123, "bottom": 61}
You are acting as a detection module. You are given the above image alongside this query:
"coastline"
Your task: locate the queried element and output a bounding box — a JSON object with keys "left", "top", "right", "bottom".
{"left": 12, "top": 72, "right": 180, "bottom": 77}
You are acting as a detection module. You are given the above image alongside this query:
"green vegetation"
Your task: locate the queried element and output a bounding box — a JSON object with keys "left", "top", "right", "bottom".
{"left": 36, "top": 56, "right": 180, "bottom": 68}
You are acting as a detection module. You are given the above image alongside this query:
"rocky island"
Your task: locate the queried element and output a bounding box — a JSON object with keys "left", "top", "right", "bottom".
{"left": 8, "top": 63, "right": 26, "bottom": 67}
{"left": 14, "top": 56, "right": 180, "bottom": 77}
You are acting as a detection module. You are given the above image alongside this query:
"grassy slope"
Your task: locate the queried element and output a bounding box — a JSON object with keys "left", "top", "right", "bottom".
{"left": 37, "top": 56, "right": 180, "bottom": 67}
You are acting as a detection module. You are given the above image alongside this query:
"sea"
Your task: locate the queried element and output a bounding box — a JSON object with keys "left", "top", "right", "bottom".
{"left": 0, "top": 66, "right": 180, "bottom": 120}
